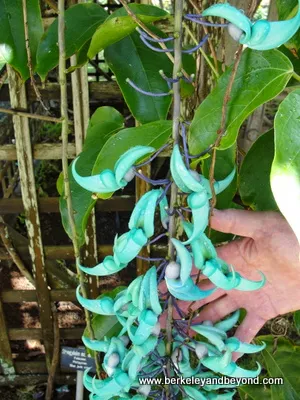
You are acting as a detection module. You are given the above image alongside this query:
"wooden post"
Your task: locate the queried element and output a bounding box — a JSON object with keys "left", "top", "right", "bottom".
{"left": 135, "top": 164, "right": 151, "bottom": 276}
{"left": 7, "top": 66, "right": 54, "bottom": 370}
{"left": 71, "top": 50, "right": 99, "bottom": 297}
{"left": 0, "top": 298, "right": 15, "bottom": 376}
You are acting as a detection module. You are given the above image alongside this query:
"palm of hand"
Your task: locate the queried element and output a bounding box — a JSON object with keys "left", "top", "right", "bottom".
{"left": 189, "top": 210, "right": 300, "bottom": 357}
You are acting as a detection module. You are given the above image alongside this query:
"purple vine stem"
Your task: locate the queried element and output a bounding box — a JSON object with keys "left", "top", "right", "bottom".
{"left": 136, "top": 255, "right": 165, "bottom": 262}
{"left": 172, "top": 297, "right": 186, "bottom": 318}
{"left": 136, "top": 27, "right": 174, "bottom": 43}
{"left": 135, "top": 170, "right": 170, "bottom": 186}
{"left": 157, "top": 181, "right": 172, "bottom": 204}
{"left": 176, "top": 208, "right": 186, "bottom": 221}
{"left": 182, "top": 34, "right": 209, "bottom": 54}
{"left": 126, "top": 78, "right": 172, "bottom": 97}
{"left": 148, "top": 233, "right": 168, "bottom": 245}
{"left": 135, "top": 143, "right": 170, "bottom": 168}
{"left": 188, "top": 144, "right": 213, "bottom": 159}
{"left": 140, "top": 34, "right": 174, "bottom": 53}
{"left": 157, "top": 262, "right": 168, "bottom": 284}
{"left": 185, "top": 14, "right": 229, "bottom": 27}
{"left": 180, "top": 206, "right": 192, "bottom": 213}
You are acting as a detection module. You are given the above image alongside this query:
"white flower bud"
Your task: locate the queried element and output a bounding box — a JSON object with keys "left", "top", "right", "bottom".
{"left": 202, "top": 320, "right": 213, "bottom": 326}
{"left": 152, "top": 322, "right": 161, "bottom": 336}
{"left": 228, "top": 23, "right": 244, "bottom": 42}
{"left": 123, "top": 167, "right": 135, "bottom": 182}
{"left": 165, "top": 261, "right": 181, "bottom": 280}
{"left": 107, "top": 352, "right": 120, "bottom": 368}
{"left": 119, "top": 335, "right": 130, "bottom": 347}
{"left": 195, "top": 343, "right": 208, "bottom": 359}
{"left": 138, "top": 384, "right": 151, "bottom": 396}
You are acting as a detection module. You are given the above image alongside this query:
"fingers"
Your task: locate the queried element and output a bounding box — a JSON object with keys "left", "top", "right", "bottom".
{"left": 191, "top": 294, "right": 239, "bottom": 325}
{"left": 210, "top": 208, "right": 267, "bottom": 239}
{"left": 232, "top": 313, "right": 266, "bottom": 362}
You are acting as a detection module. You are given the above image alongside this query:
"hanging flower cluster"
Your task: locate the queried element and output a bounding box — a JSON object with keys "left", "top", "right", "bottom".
{"left": 73, "top": 139, "right": 266, "bottom": 399}
{"left": 67, "top": 5, "right": 290, "bottom": 397}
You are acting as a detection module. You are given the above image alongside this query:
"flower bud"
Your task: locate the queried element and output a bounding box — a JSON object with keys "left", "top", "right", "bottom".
{"left": 202, "top": 320, "right": 213, "bottom": 326}
{"left": 152, "top": 322, "right": 161, "bottom": 336}
{"left": 138, "top": 384, "right": 151, "bottom": 396}
{"left": 228, "top": 23, "right": 244, "bottom": 42}
{"left": 195, "top": 343, "right": 208, "bottom": 359}
{"left": 107, "top": 352, "right": 120, "bottom": 368}
{"left": 123, "top": 167, "right": 135, "bottom": 183}
{"left": 165, "top": 261, "right": 181, "bottom": 279}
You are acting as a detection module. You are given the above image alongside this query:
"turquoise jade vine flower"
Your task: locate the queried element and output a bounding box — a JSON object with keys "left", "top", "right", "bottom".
{"left": 201, "top": 0, "right": 300, "bottom": 50}
{"left": 72, "top": 144, "right": 267, "bottom": 399}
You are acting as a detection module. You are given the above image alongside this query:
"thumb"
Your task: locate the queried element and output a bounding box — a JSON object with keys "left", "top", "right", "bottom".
{"left": 210, "top": 208, "right": 266, "bottom": 239}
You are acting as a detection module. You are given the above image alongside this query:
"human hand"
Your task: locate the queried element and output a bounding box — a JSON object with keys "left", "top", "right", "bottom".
{"left": 186, "top": 209, "right": 300, "bottom": 360}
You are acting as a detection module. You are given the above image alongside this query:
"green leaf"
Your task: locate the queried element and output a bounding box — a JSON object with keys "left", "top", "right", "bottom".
{"left": 239, "top": 130, "right": 278, "bottom": 211}
{"left": 271, "top": 89, "right": 300, "bottom": 242}
{"left": 201, "top": 144, "right": 237, "bottom": 209}
{"left": 89, "top": 106, "right": 124, "bottom": 128}
{"left": 256, "top": 335, "right": 300, "bottom": 399}
{"left": 92, "top": 120, "right": 172, "bottom": 197}
{"left": 88, "top": 4, "right": 169, "bottom": 58}
{"left": 189, "top": 49, "right": 293, "bottom": 154}
{"left": 59, "top": 108, "right": 124, "bottom": 247}
{"left": 104, "top": 28, "right": 195, "bottom": 124}
{"left": 65, "top": 39, "right": 91, "bottom": 74}
{"left": 239, "top": 383, "right": 272, "bottom": 400}
{"left": 36, "top": 3, "right": 107, "bottom": 80}
{"left": 294, "top": 310, "right": 300, "bottom": 334}
{"left": 279, "top": 46, "right": 300, "bottom": 86}
{"left": 276, "top": 0, "right": 300, "bottom": 51}
{"left": 98, "top": 286, "right": 126, "bottom": 300}
{"left": 92, "top": 120, "right": 172, "bottom": 172}
{"left": 0, "top": 0, "right": 43, "bottom": 81}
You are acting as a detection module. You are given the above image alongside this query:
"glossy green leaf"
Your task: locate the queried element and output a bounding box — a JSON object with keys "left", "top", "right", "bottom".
{"left": 89, "top": 106, "right": 124, "bottom": 128}
{"left": 239, "top": 383, "right": 272, "bottom": 400}
{"left": 201, "top": 144, "right": 237, "bottom": 209}
{"left": 98, "top": 286, "right": 127, "bottom": 300}
{"left": 92, "top": 120, "right": 172, "bottom": 198}
{"left": 271, "top": 89, "right": 300, "bottom": 242}
{"left": 239, "top": 130, "right": 278, "bottom": 211}
{"left": 66, "top": 39, "right": 91, "bottom": 74}
{"left": 276, "top": 0, "right": 300, "bottom": 51}
{"left": 104, "top": 29, "right": 195, "bottom": 124}
{"left": 0, "top": 0, "right": 43, "bottom": 81}
{"left": 88, "top": 4, "right": 169, "bottom": 58}
{"left": 189, "top": 49, "right": 293, "bottom": 154}
{"left": 36, "top": 3, "right": 107, "bottom": 80}
{"left": 294, "top": 310, "right": 300, "bottom": 334}
{"left": 279, "top": 46, "right": 300, "bottom": 86}
{"left": 59, "top": 109, "right": 124, "bottom": 247}
{"left": 92, "top": 120, "right": 171, "bottom": 173}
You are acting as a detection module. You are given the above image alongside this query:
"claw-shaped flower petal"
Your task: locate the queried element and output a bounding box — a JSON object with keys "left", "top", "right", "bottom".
{"left": 138, "top": 266, "right": 162, "bottom": 315}
{"left": 114, "top": 146, "right": 155, "bottom": 186}
{"left": 72, "top": 145, "right": 154, "bottom": 193}
{"left": 166, "top": 275, "right": 216, "bottom": 301}
{"left": 114, "top": 228, "right": 148, "bottom": 265}
{"left": 82, "top": 336, "right": 109, "bottom": 352}
{"left": 225, "top": 337, "right": 266, "bottom": 353}
{"left": 129, "top": 189, "right": 161, "bottom": 237}
{"left": 202, "top": 259, "right": 237, "bottom": 290}
{"left": 171, "top": 144, "right": 206, "bottom": 193}
{"left": 76, "top": 286, "right": 115, "bottom": 315}
{"left": 202, "top": 349, "right": 262, "bottom": 378}
{"left": 92, "top": 370, "right": 133, "bottom": 398}
{"left": 214, "top": 310, "right": 240, "bottom": 332}
{"left": 77, "top": 255, "right": 127, "bottom": 277}
{"left": 171, "top": 238, "right": 193, "bottom": 284}
{"left": 183, "top": 192, "right": 209, "bottom": 244}
{"left": 127, "top": 309, "right": 158, "bottom": 345}
{"left": 202, "top": 1, "right": 300, "bottom": 50}
{"left": 191, "top": 324, "right": 227, "bottom": 351}
{"left": 183, "top": 222, "right": 217, "bottom": 269}
{"left": 158, "top": 189, "right": 169, "bottom": 228}
{"left": 231, "top": 270, "right": 266, "bottom": 291}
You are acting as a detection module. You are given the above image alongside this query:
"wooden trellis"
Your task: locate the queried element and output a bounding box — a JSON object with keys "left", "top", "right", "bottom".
{"left": 0, "top": 0, "right": 168, "bottom": 387}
